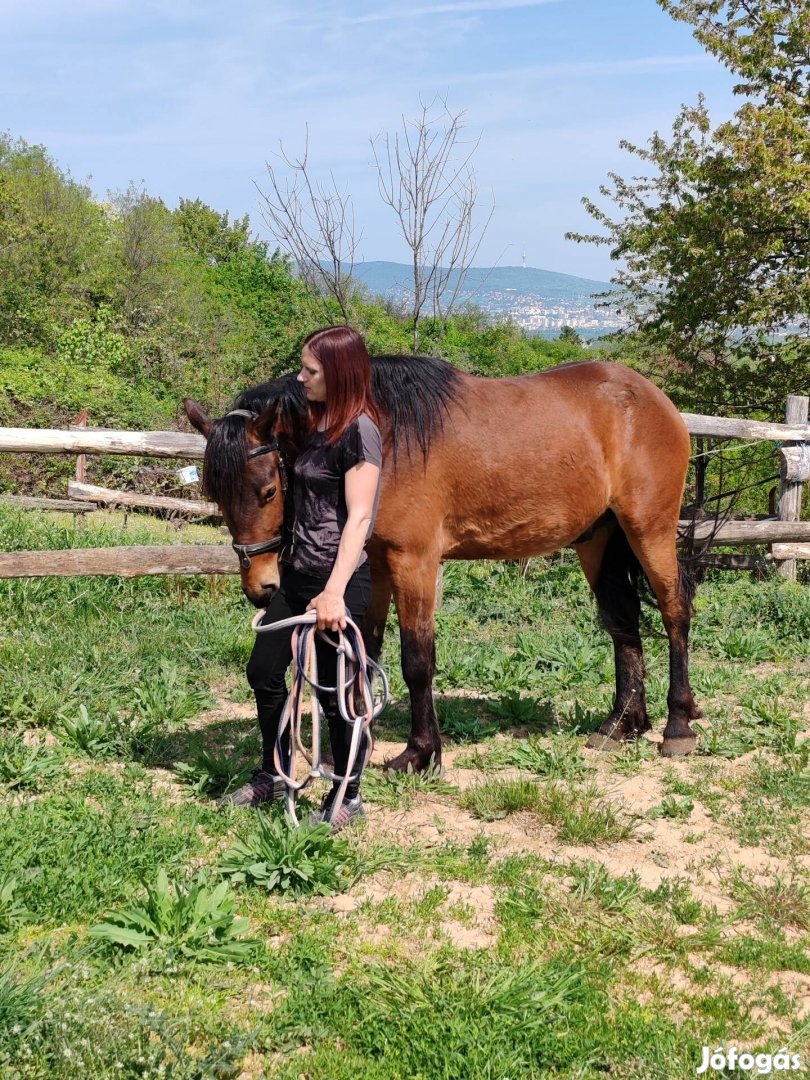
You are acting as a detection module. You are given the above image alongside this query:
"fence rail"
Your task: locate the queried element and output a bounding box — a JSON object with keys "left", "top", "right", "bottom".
{"left": 1, "top": 395, "right": 808, "bottom": 579}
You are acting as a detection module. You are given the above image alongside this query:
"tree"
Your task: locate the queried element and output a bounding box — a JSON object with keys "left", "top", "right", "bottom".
{"left": 174, "top": 198, "right": 251, "bottom": 265}
{"left": 568, "top": 1, "right": 810, "bottom": 408}
{"left": 257, "top": 133, "right": 359, "bottom": 323}
{"left": 559, "top": 325, "right": 583, "bottom": 346}
{"left": 372, "top": 98, "right": 492, "bottom": 351}
{"left": 0, "top": 134, "right": 106, "bottom": 345}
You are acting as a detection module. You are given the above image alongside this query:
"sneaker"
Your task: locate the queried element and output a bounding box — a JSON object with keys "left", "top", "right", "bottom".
{"left": 308, "top": 791, "right": 365, "bottom": 832}
{"left": 219, "top": 769, "right": 286, "bottom": 808}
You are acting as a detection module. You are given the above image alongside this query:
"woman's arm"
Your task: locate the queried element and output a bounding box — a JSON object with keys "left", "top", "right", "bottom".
{"left": 307, "top": 460, "right": 380, "bottom": 631}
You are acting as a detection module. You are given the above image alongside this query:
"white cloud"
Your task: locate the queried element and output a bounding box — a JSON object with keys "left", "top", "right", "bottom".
{"left": 336, "top": 0, "right": 560, "bottom": 25}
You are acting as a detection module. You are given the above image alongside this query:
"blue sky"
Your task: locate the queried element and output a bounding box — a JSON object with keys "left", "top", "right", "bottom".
{"left": 2, "top": 0, "right": 739, "bottom": 279}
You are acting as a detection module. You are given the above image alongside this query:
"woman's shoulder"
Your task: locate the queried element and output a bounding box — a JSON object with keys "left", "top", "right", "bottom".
{"left": 342, "top": 411, "right": 382, "bottom": 468}
{"left": 353, "top": 412, "right": 380, "bottom": 437}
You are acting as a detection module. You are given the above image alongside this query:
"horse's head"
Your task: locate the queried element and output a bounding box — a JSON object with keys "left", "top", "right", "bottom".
{"left": 184, "top": 397, "right": 291, "bottom": 607}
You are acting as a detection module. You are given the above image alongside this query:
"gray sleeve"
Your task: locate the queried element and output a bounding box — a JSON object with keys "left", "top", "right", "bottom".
{"left": 342, "top": 414, "right": 382, "bottom": 471}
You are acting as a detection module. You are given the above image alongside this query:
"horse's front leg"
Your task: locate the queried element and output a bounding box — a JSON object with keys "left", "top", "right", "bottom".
{"left": 386, "top": 553, "right": 442, "bottom": 774}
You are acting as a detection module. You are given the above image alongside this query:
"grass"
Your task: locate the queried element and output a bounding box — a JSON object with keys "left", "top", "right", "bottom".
{"left": 361, "top": 758, "right": 456, "bottom": 809}
{"left": 460, "top": 777, "right": 639, "bottom": 844}
{"left": 1, "top": 507, "right": 809, "bottom": 1077}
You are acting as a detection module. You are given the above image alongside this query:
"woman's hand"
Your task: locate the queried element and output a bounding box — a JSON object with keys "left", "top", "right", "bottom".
{"left": 307, "top": 588, "right": 347, "bottom": 632}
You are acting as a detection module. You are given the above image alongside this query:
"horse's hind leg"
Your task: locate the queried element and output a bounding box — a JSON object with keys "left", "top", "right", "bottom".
{"left": 575, "top": 524, "right": 650, "bottom": 751}
{"left": 616, "top": 518, "right": 700, "bottom": 757}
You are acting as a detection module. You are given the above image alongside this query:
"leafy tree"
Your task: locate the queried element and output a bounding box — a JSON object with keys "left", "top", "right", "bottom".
{"left": 0, "top": 134, "right": 105, "bottom": 345}
{"left": 569, "top": 1, "right": 810, "bottom": 409}
{"left": 174, "top": 198, "right": 251, "bottom": 265}
{"left": 558, "top": 325, "right": 583, "bottom": 346}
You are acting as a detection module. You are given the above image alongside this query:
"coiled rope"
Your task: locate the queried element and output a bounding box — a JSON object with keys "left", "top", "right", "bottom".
{"left": 250, "top": 609, "right": 388, "bottom": 825}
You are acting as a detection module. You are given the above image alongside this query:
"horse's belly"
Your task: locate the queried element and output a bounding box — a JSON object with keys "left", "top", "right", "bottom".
{"left": 442, "top": 510, "right": 600, "bottom": 560}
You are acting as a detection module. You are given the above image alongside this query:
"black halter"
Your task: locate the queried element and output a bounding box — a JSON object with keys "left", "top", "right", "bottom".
{"left": 225, "top": 410, "right": 290, "bottom": 571}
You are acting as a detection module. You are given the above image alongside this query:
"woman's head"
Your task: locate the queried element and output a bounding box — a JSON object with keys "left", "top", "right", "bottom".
{"left": 298, "top": 325, "right": 379, "bottom": 441}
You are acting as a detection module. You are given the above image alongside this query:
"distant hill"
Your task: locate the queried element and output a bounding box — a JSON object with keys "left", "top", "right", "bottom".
{"left": 345, "top": 260, "right": 620, "bottom": 339}
{"left": 347, "top": 261, "right": 611, "bottom": 302}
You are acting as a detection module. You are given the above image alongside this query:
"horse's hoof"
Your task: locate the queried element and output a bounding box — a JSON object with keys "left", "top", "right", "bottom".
{"left": 585, "top": 732, "right": 623, "bottom": 753}
{"left": 660, "top": 736, "right": 697, "bottom": 757}
{"left": 384, "top": 746, "right": 441, "bottom": 774}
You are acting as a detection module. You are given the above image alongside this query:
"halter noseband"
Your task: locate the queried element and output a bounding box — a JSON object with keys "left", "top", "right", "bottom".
{"left": 224, "top": 409, "right": 290, "bottom": 571}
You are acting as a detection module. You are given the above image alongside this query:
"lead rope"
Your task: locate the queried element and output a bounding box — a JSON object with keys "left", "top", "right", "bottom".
{"left": 250, "top": 609, "right": 389, "bottom": 826}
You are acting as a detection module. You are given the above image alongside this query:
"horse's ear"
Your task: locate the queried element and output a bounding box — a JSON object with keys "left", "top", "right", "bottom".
{"left": 183, "top": 398, "right": 212, "bottom": 438}
{"left": 254, "top": 402, "right": 279, "bottom": 443}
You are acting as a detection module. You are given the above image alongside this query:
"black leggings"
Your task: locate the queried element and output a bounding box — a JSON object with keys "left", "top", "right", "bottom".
{"left": 246, "top": 563, "right": 372, "bottom": 798}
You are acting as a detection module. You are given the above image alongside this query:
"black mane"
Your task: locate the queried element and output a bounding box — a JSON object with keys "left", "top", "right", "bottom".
{"left": 369, "top": 354, "right": 460, "bottom": 460}
{"left": 203, "top": 354, "right": 461, "bottom": 503}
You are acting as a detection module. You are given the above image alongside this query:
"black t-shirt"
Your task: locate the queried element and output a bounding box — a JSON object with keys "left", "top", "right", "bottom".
{"left": 290, "top": 413, "right": 382, "bottom": 575}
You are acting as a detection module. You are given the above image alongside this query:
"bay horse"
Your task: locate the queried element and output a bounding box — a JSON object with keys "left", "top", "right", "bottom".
{"left": 183, "top": 355, "right": 701, "bottom": 773}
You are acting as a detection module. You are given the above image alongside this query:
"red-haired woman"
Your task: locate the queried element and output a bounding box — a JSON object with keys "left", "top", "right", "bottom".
{"left": 226, "top": 326, "right": 382, "bottom": 831}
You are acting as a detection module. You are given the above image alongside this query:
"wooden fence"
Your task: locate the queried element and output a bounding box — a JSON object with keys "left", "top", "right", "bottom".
{"left": 0, "top": 392, "right": 808, "bottom": 581}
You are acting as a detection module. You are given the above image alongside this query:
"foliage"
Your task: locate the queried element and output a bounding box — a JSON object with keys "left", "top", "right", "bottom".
{"left": 89, "top": 869, "right": 258, "bottom": 963}
{"left": 174, "top": 747, "right": 251, "bottom": 798}
{"left": 0, "top": 541, "right": 809, "bottom": 1076}
{"left": 219, "top": 810, "right": 353, "bottom": 896}
{"left": 569, "top": 1, "right": 810, "bottom": 408}
{"left": 362, "top": 759, "right": 455, "bottom": 809}
{"left": 0, "top": 877, "right": 32, "bottom": 936}
{"left": 0, "top": 733, "right": 61, "bottom": 792}
{"left": 0, "top": 965, "right": 47, "bottom": 1058}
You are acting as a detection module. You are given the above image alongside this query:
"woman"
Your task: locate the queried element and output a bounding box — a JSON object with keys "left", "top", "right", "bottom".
{"left": 226, "top": 325, "right": 382, "bottom": 831}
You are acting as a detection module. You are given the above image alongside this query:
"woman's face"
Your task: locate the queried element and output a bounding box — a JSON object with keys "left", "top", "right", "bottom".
{"left": 298, "top": 346, "right": 327, "bottom": 402}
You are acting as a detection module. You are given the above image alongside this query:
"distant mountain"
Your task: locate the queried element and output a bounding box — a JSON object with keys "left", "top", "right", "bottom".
{"left": 347, "top": 261, "right": 611, "bottom": 302}
{"left": 345, "top": 261, "right": 621, "bottom": 339}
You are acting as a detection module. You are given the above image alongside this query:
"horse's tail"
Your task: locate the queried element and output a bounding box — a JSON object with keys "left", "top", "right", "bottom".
{"left": 595, "top": 524, "right": 644, "bottom": 642}
{"left": 596, "top": 520, "right": 696, "bottom": 633}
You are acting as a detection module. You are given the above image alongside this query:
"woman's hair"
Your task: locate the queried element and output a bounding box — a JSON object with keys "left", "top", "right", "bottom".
{"left": 302, "top": 325, "right": 380, "bottom": 443}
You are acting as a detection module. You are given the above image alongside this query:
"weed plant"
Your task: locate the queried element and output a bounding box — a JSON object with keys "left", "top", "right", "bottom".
{"left": 174, "top": 746, "right": 251, "bottom": 798}
{"left": 0, "top": 734, "right": 61, "bottom": 791}
{"left": 0, "top": 878, "right": 31, "bottom": 937}
{"left": 89, "top": 870, "right": 258, "bottom": 964}
{"left": 220, "top": 809, "right": 354, "bottom": 897}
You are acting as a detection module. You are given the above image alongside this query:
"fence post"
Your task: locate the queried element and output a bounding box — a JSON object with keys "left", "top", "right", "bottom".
{"left": 74, "top": 409, "right": 88, "bottom": 483}
{"left": 776, "top": 394, "right": 809, "bottom": 581}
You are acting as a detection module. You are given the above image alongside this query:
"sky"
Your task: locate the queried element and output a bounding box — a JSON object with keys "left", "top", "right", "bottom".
{"left": 1, "top": 0, "right": 740, "bottom": 280}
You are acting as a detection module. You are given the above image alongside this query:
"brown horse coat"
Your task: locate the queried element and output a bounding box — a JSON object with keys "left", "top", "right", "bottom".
{"left": 185, "top": 358, "right": 699, "bottom": 773}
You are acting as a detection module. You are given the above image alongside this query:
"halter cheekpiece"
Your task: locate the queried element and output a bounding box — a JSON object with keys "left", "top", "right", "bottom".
{"left": 223, "top": 410, "right": 290, "bottom": 570}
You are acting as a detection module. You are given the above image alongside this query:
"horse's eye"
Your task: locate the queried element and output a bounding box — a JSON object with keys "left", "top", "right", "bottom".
{"left": 260, "top": 485, "right": 277, "bottom": 504}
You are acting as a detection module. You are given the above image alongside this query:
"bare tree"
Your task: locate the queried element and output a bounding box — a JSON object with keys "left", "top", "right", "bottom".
{"left": 371, "top": 98, "right": 492, "bottom": 351}
{"left": 256, "top": 131, "right": 359, "bottom": 323}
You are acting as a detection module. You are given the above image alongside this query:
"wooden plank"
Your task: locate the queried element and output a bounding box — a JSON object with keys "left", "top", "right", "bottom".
{"left": 0, "top": 545, "right": 238, "bottom": 579}
{"left": 74, "top": 409, "right": 88, "bottom": 482}
{"left": 780, "top": 445, "right": 810, "bottom": 483}
{"left": 771, "top": 543, "right": 810, "bottom": 560}
{"left": 775, "top": 395, "right": 809, "bottom": 581}
{"left": 0, "top": 428, "right": 205, "bottom": 459}
{"left": 0, "top": 495, "right": 98, "bottom": 514}
{"left": 678, "top": 519, "right": 810, "bottom": 544}
{"left": 700, "top": 554, "right": 770, "bottom": 571}
{"left": 682, "top": 413, "right": 810, "bottom": 441}
{"left": 68, "top": 481, "right": 219, "bottom": 516}
{"left": 2, "top": 412, "right": 809, "bottom": 457}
